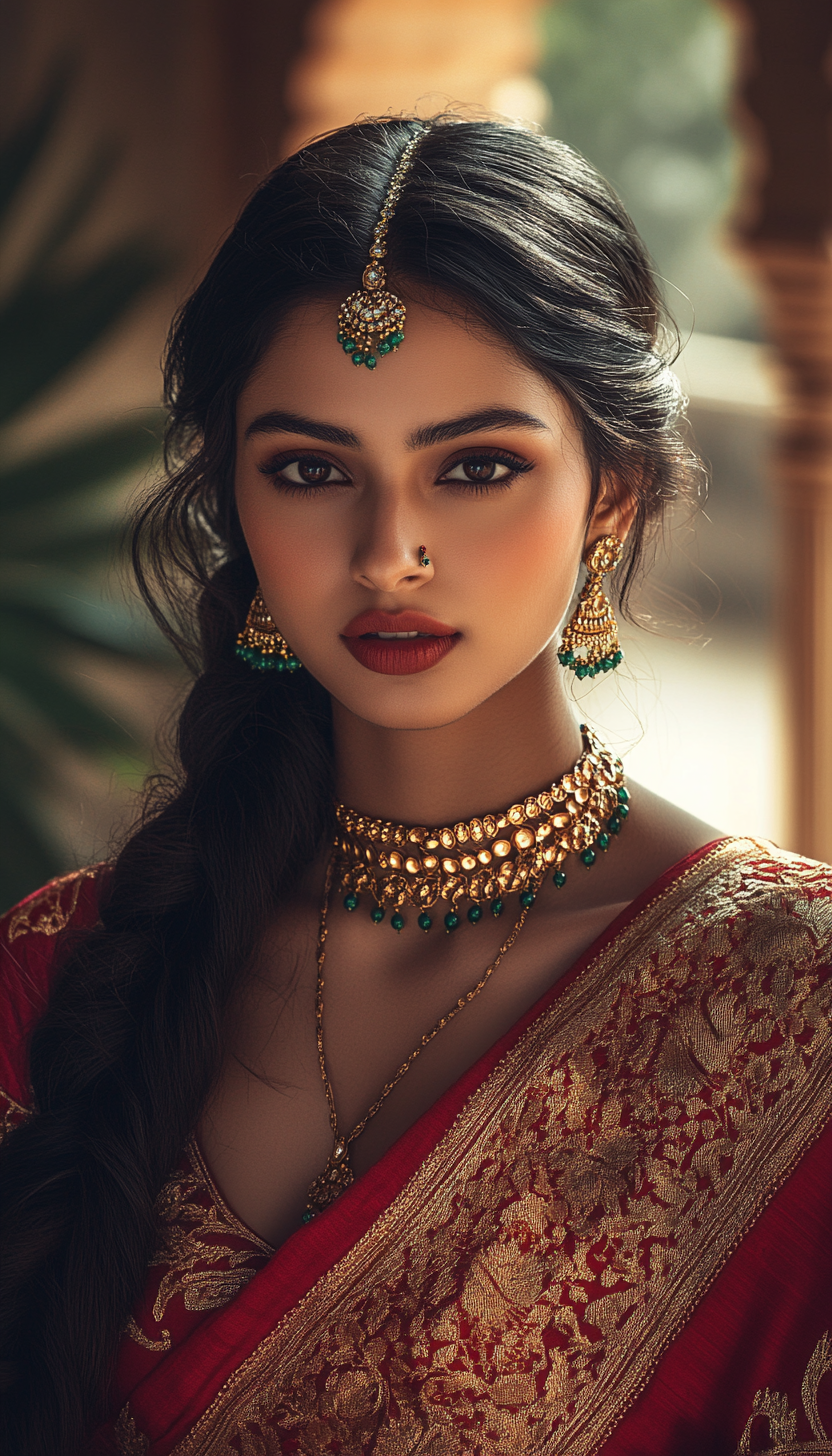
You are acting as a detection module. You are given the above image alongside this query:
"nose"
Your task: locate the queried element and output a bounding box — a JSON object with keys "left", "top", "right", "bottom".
{"left": 351, "top": 497, "right": 433, "bottom": 593}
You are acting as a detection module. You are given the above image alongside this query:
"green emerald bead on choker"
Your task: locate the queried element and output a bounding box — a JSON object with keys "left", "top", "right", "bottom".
{"left": 332, "top": 726, "right": 627, "bottom": 933}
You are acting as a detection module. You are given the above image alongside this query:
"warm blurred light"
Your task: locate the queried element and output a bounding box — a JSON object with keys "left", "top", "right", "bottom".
{"left": 673, "top": 332, "right": 780, "bottom": 414}
{"left": 284, "top": 0, "right": 542, "bottom": 154}
{"left": 488, "top": 75, "right": 552, "bottom": 127}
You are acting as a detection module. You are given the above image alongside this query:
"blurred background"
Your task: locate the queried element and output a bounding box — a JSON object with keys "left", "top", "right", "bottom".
{"left": 0, "top": 0, "right": 830, "bottom": 911}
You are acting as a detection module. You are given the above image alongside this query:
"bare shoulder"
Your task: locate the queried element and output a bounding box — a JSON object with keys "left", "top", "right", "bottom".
{"left": 610, "top": 782, "right": 832, "bottom": 929}
{"left": 599, "top": 778, "right": 724, "bottom": 906}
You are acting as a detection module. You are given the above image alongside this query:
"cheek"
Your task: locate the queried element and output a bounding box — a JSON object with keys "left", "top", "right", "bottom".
{"left": 450, "top": 480, "right": 586, "bottom": 637}
{"left": 235, "top": 480, "right": 342, "bottom": 614}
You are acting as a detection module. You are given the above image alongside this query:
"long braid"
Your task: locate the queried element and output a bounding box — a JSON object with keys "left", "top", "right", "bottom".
{"left": 0, "top": 561, "right": 333, "bottom": 1452}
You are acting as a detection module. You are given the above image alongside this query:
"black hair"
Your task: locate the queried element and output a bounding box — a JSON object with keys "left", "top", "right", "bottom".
{"left": 0, "top": 115, "right": 698, "bottom": 1453}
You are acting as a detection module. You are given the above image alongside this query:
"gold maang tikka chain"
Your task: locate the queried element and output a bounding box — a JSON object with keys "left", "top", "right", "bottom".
{"left": 303, "top": 727, "right": 630, "bottom": 1223}
{"left": 336, "top": 129, "right": 423, "bottom": 370}
{"left": 334, "top": 726, "right": 629, "bottom": 932}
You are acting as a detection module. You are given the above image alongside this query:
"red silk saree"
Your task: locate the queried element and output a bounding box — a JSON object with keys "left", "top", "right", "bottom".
{"left": 3, "top": 836, "right": 832, "bottom": 1456}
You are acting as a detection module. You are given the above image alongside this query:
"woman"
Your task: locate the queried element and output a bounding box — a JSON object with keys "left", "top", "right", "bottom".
{"left": 1, "top": 115, "right": 831, "bottom": 1456}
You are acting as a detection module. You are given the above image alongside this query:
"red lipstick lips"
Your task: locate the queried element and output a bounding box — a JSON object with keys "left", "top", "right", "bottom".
{"left": 341, "top": 609, "right": 460, "bottom": 676}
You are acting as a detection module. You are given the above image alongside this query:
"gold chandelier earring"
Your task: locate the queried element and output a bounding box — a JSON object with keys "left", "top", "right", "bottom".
{"left": 558, "top": 534, "right": 624, "bottom": 679}
{"left": 236, "top": 587, "right": 301, "bottom": 672}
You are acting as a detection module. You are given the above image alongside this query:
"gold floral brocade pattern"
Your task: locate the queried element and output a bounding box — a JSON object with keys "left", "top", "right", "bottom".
{"left": 737, "top": 1332, "right": 832, "bottom": 1454}
{"left": 127, "top": 1141, "right": 272, "bottom": 1353}
{"left": 168, "top": 842, "right": 832, "bottom": 1456}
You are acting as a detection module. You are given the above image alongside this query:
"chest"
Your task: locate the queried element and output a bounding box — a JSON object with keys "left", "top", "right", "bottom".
{"left": 198, "top": 894, "right": 629, "bottom": 1247}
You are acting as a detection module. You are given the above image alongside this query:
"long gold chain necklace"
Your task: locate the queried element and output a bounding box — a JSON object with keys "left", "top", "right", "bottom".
{"left": 302, "top": 728, "right": 629, "bottom": 1224}
{"left": 303, "top": 857, "right": 534, "bottom": 1223}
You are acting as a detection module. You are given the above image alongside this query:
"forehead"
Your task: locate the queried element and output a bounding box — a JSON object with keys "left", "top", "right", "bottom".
{"left": 236, "top": 297, "right": 574, "bottom": 444}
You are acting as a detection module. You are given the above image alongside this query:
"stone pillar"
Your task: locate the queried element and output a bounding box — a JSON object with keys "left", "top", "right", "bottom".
{"left": 721, "top": 0, "right": 832, "bottom": 859}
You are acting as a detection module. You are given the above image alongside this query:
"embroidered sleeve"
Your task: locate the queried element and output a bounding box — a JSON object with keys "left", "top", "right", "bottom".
{"left": 4, "top": 865, "right": 101, "bottom": 942}
{"left": 0, "top": 865, "right": 105, "bottom": 1104}
{"left": 0, "top": 1083, "right": 29, "bottom": 1144}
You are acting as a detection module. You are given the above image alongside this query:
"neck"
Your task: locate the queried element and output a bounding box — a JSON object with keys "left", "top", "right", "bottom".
{"left": 332, "top": 649, "right": 584, "bottom": 825}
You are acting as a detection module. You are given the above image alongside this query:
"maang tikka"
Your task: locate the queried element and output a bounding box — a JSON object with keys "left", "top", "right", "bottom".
{"left": 236, "top": 587, "right": 301, "bottom": 672}
{"left": 336, "top": 129, "right": 424, "bottom": 370}
{"left": 558, "top": 534, "right": 624, "bottom": 679}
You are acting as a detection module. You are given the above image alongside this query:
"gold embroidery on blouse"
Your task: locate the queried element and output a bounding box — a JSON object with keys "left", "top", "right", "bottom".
{"left": 736, "top": 1332, "right": 832, "bottom": 1454}
{"left": 115, "top": 1401, "right": 150, "bottom": 1455}
{"left": 6, "top": 865, "right": 99, "bottom": 941}
{"left": 167, "top": 841, "right": 832, "bottom": 1456}
{"left": 127, "top": 1140, "right": 272, "bottom": 1351}
{"left": 0, "top": 1085, "right": 29, "bottom": 1143}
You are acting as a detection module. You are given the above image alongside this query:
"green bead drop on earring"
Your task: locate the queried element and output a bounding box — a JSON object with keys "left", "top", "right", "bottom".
{"left": 391, "top": 911, "right": 404, "bottom": 933}
{"left": 553, "top": 869, "right": 567, "bottom": 888}
{"left": 491, "top": 900, "right": 504, "bottom": 918}
{"left": 344, "top": 892, "right": 359, "bottom": 912}
{"left": 371, "top": 906, "right": 385, "bottom": 924}
{"left": 467, "top": 905, "right": 483, "bottom": 925}
{"left": 418, "top": 912, "right": 432, "bottom": 932}
{"left": 520, "top": 890, "right": 535, "bottom": 910}
{"left": 444, "top": 911, "right": 460, "bottom": 933}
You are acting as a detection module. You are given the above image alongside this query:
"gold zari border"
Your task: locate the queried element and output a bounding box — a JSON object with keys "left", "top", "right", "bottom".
{"left": 6, "top": 865, "right": 100, "bottom": 942}
{"left": 166, "top": 840, "right": 832, "bottom": 1456}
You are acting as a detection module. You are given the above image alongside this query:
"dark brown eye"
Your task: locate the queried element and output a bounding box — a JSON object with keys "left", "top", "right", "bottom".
{"left": 463, "top": 458, "right": 498, "bottom": 482}
{"left": 298, "top": 458, "right": 332, "bottom": 484}
{"left": 440, "top": 454, "right": 523, "bottom": 488}
{"left": 266, "top": 456, "right": 350, "bottom": 488}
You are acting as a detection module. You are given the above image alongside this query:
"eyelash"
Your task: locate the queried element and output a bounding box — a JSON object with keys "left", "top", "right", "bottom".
{"left": 257, "top": 448, "right": 534, "bottom": 496}
{"left": 439, "top": 450, "right": 533, "bottom": 493}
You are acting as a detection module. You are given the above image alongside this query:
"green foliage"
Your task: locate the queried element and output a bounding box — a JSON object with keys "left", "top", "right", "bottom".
{"left": 539, "top": 0, "right": 758, "bottom": 339}
{"left": 0, "top": 74, "right": 170, "bottom": 910}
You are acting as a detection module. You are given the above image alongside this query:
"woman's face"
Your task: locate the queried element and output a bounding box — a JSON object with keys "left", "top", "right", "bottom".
{"left": 235, "top": 297, "right": 624, "bottom": 730}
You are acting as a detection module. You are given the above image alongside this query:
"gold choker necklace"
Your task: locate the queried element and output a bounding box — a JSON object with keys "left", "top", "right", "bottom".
{"left": 303, "top": 726, "right": 628, "bottom": 1222}
{"left": 334, "top": 725, "right": 628, "bottom": 933}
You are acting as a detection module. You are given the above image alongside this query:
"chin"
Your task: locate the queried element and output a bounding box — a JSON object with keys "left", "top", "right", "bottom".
{"left": 342, "top": 701, "right": 480, "bottom": 731}
{"left": 320, "top": 662, "right": 519, "bottom": 732}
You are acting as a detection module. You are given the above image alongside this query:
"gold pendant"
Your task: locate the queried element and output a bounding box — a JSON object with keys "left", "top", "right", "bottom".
{"left": 302, "top": 1137, "right": 354, "bottom": 1222}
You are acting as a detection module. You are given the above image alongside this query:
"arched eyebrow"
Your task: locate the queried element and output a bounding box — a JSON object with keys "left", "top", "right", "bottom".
{"left": 407, "top": 408, "right": 549, "bottom": 449}
{"left": 244, "top": 410, "right": 360, "bottom": 446}
{"left": 243, "top": 405, "right": 549, "bottom": 449}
